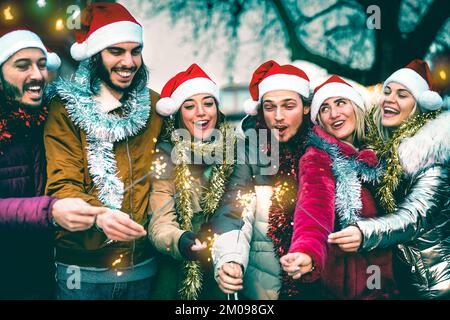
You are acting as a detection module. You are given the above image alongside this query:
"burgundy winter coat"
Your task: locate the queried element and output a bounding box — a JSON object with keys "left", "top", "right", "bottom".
{"left": 289, "top": 126, "right": 397, "bottom": 299}
{"left": 0, "top": 128, "right": 57, "bottom": 299}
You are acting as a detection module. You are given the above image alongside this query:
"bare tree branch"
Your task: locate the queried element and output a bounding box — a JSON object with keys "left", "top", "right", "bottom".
{"left": 141, "top": 0, "right": 448, "bottom": 86}
{"left": 272, "top": 0, "right": 371, "bottom": 81}
{"left": 403, "top": 0, "right": 449, "bottom": 60}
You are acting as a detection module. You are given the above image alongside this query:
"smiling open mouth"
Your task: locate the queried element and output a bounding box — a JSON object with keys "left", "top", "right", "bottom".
{"left": 194, "top": 120, "right": 210, "bottom": 129}
{"left": 331, "top": 120, "right": 345, "bottom": 129}
{"left": 383, "top": 106, "right": 400, "bottom": 116}
{"left": 24, "top": 84, "right": 43, "bottom": 99}
{"left": 115, "top": 70, "right": 132, "bottom": 79}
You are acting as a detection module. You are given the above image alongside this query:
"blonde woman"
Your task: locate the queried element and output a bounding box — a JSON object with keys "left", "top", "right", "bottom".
{"left": 329, "top": 60, "right": 449, "bottom": 299}
{"left": 281, "top": 76, "right": 397, "bottom": 299}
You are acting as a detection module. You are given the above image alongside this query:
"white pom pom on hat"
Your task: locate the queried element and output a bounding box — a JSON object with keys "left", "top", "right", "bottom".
{"left": 45, "top": 47, "right": 61, "bottom": 71}
{"left": 243, "top": 99, "right": 259, "bottom": 116}
{"left": 70, "top": 42, "right": 89, "bottom": 61}
{"left": 418, "top": 90, "right": 443, "bottom": 111}
{"left": 156, "top": 97, "right": 179, "bottom": 117}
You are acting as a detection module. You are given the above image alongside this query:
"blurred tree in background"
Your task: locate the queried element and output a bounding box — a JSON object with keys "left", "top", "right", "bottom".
{"left": 138, "top": 0, "right": 449, "bottom": 91}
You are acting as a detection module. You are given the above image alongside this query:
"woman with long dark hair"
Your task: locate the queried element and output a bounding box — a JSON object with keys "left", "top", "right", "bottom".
{"left": 148, "top": 64, "right": 235, "bottom": 300}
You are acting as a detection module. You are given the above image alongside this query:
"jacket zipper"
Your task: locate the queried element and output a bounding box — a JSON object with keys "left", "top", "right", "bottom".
{"left": 125, "top": 137, "right": 136, "bottom": 267}
{"left": 399, "top": 244, "right": 416, "bottom": 273}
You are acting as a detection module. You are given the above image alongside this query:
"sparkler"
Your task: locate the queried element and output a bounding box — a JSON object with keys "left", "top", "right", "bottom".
{"left": 207, "top": 231, "right": 219, "bottom": 263}
{"left": 150, "top": 157, "right": 167, "bottom": 180}
{"left": 273, "top": 181, "right": 290, "bottom": 203}
{"left": 112, "top": 254, "right": 124, "bottom": 276}
{"left": 105, "top": 168, "right": 194, "bottom": 277}
{"left": 225, "top": 189, "right": 256, "bottom": 300}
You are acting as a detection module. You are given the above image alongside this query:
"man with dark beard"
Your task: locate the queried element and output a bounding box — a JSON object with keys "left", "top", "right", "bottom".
{"left": 0, "top": 28, "right": 108, "bottom": 299}
{"left": 44, "top": 3, "right": 162, "bottom": 299}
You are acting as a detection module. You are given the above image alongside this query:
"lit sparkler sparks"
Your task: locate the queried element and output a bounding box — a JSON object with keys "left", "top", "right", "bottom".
{"left": 150, "top": 157, "right": 167, "bottom": 179}
{"left": 273, "top": 181, "right": 291, "bottom": 203}
{"left": 112, "top": 254, "right": 123, "bottom": 268}
{"left": 207, "top": 231, "right": 219, "bottom": 260}
{"left": 111, "top": 254, "right": 125, "bottom": 277}
{"left": 236, "top": 190, "right": 255, "bottom": 211}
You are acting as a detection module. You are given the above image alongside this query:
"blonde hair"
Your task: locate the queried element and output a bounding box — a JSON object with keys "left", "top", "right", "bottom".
{"left": 317, "top": 100, "right": 366, "bottom": 147}
{"left": 372, "top": 102, "right": 420, "bottom": 141}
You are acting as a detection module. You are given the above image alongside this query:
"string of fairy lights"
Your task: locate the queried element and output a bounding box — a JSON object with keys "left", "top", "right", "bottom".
{"left": 1, "top": 1, "right": 92, "bottom": 32}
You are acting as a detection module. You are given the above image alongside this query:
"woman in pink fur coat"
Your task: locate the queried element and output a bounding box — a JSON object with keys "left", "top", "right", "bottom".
{"left": 280, "top": 76, "right": 397, "bottom": 299}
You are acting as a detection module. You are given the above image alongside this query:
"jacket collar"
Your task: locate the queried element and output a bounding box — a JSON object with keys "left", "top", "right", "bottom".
{"left": 312, "top": 125, "right": 378, "bottom": 167}
{"left": 398, "top": 110, "right": 450, "bottom": 175}
{"left": 93, "top": 83, "right": 122, "bottom": 113}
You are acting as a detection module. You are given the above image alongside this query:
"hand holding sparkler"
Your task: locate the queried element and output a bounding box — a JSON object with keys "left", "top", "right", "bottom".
{"left": 279, "top": 252, "right": 314, "bottom": 280}
{"left": 52, "top": 198, "right": 108, "bottom": 232}
{"left": 96, "top": 208, "right": 147, "bottom": 242}
{"left": 327, "top": 225, "right": 362, "bottom": 252}
{"left": 191, "top": 238, "right": 208, "bottom": 251}
{"left": 217, "top": 262, "right": 243, "bottom": 295}
{"left": 218, "top": 189, "right": 256, "bottom": 300}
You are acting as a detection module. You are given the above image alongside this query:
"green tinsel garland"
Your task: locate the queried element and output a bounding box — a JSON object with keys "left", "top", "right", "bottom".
{"left": 365, "top": 107, "right": 441, "bottom": 213}
{"left": 171, "top": 121, "right": 236, "bottom": 299}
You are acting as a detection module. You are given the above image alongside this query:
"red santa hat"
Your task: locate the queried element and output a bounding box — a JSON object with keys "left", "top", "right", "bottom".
{"left": 156, "top": 64, "right": 220, "bottom": 117}
{"left": 70, "top": 2, "right": 143, "bottom": 61}
{"left": 0, "top": 28, "right": 61, "bottom": 70}
{"left": 383, "top": 59, "right": 443, "bottom": 111}
{"left": 311, "top": 75, "right": 365, "bottom": 124}
{"left": 243, "top": 60, "right": 310, "bottom": 116}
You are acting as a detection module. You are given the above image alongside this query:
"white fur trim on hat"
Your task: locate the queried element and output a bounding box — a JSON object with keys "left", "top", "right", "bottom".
{"left": 156, "top": 77, "right": 220, "bottom": 116}
{"left": 383, "top": 68, "right": 429, "bottom": 95}
{"left": 258, "top": 73, "right": 310, "bottom": 100}
{"left": 243, "top": 99, "right": 259, "bottom": 115}
{"left": 70, "top": 21, "right": 143, "bottom": 61}
{"left": 0, "top": 30, "right": 47, "bottom": 66}
{"left": 311, "top": 82, "right": 365, "bottom": 124}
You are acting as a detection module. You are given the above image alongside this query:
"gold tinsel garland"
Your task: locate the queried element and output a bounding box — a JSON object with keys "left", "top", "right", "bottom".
{"left": 365, "top": 107, "right": 441, "bottom": 213}
{"left": 171, "top": 121, "right": 236, "bottom": 299}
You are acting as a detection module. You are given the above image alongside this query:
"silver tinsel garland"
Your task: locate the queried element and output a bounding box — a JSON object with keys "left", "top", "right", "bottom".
{"left": 308, "top": 133, "right": 384, "bottom": 228}
{"left": 52, "top": 61, "right": 151, "bottom": 209}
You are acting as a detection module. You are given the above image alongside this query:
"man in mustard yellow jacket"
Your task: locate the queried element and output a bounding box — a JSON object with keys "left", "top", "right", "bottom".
{"left": 44, "top": 3, "right": 162, "bottom": 300}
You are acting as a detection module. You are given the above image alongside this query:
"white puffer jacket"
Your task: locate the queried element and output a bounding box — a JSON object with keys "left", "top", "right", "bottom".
{"left": 213, "top": 185, "right": 282, "bottom": 300}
